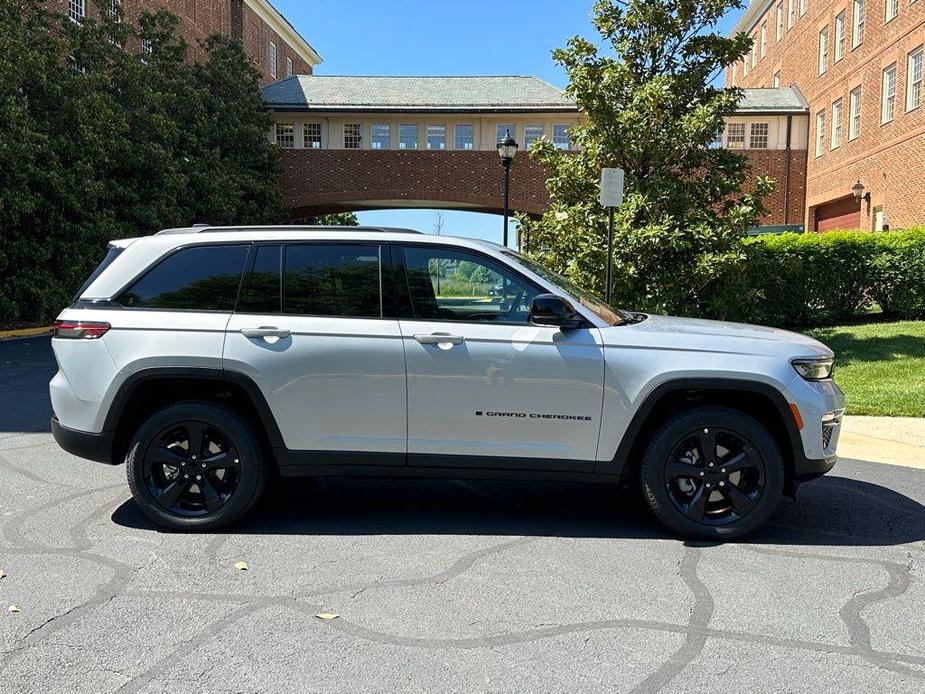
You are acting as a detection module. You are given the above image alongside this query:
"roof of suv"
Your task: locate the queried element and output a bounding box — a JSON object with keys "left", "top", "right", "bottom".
{"left": 155, "top": 225, "right": 425, "bottom": 236}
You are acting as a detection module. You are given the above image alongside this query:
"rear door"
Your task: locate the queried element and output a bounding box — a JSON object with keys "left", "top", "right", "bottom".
{"left": 392, "top": 243, "right": 604, "bottom": 470}
{"left": 223, "top": 242, "right": 407, "bottom": 464}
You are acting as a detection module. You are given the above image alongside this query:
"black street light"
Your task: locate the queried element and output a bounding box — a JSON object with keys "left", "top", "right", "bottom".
{"left": 497, "top": 130, "right": 519, "bottom": 248}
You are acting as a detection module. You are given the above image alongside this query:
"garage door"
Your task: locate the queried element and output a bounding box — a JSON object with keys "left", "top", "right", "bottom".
{"left": 814, "top": 197, "right": 861, "bottom": 231}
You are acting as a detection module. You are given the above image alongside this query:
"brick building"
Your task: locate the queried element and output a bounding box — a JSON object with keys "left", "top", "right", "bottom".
{"left": 262, "top": 76, "right": 581, "bottom": 219}
{"left": 726, "top": 0, "right": 925, "bottom": 231}
{"left": 55, "top": 0, "right": 320, "bottom": 84}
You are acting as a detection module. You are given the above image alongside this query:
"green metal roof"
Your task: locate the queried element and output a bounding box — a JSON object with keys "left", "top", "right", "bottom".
{"left": 262, "top": 75, "right": 576, "bottom": 113}
{"left": 736, "top": 87, "right": 809, "bottom": 113}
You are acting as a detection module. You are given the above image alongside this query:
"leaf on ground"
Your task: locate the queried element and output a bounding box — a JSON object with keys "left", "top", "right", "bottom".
{"left": 233, "top": 561, "right": 248, "bottom": 571}
{"left": 0, "top": 569, "right": 5, "bottom": 579}
{"left": 315, "top": 612, "right": 339, "bottom": 620}
{"left": 8, "top": 604, "right": 20, "bottom": 613}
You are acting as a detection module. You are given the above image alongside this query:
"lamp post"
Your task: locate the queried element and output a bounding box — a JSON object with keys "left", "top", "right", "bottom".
{"left": 497, "top": 130, "right": 519, "bottom": 248}
{"left": 852, "top": 179, "right": 871, "bottom": 214}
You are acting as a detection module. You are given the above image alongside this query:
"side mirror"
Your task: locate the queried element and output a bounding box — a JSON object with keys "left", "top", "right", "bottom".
{"left": 529, "top": 294, "right": 584, "bottom": 330}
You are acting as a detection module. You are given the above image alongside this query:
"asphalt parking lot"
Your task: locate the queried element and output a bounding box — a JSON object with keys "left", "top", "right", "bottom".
{"left": 1, "top": 337, "right": 924, "bottom": 693}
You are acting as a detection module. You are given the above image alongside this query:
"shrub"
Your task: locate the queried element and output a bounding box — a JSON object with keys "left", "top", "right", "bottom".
{"left": 704, "top": 229, "right": 925, "bottom": 327}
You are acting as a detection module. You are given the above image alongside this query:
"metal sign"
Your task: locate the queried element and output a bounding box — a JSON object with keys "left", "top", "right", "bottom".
{"left": 599, "top": 167, "right": 624, "bottom": 208}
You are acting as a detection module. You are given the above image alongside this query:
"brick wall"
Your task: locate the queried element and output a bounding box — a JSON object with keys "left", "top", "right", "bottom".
{"left": 279, "top": 149, "right": 551, "bottom": 219}
{"left": 240, "top": 3, "right": 313, "bottom": 85}
{"left": 730, "top": 0, "right": 925, "bottom": 229}
{"left": 740, "top": 148, "right": 808, "bottom": 225}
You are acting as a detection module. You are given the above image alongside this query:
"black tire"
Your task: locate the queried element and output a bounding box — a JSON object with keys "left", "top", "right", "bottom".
{"left": 640, "top": 406, "right": 784, "bottom": 540}
{"left": 126, "top": 400, "right": 267, "bottom": 531}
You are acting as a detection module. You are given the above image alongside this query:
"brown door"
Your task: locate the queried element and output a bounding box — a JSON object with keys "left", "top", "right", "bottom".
{"left": 814, "top": 196, "right": 861, "bottom": 231}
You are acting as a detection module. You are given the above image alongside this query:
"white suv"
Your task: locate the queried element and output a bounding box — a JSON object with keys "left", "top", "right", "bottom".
{"left": 50, "top": 226, "right": 844, "bottom": 539}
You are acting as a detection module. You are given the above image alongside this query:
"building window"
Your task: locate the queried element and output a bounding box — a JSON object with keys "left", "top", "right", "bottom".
{"left": 743, "top": 56, "right": 749, "bottom": 77}
{"left": 773, "top": 70, "right": 782, "bottom": 87}
{"left": 849, "top": 87, "right": 861, "bottom": 139}
{"left": 760, "top": 21, "right": 767, "bottom": 58}
{"left": 831, "top": 99, "right": 842, "bottom": 148}
{"left": 750, "top": 40, "right": 757, "bottom": 67}
{"left": 69, "top": 0, "right": 85, "bottom": 22}
{"left": 788, "top": 0, "right": 795, "bottom": 28}
{"left": 818, "top": 26, "right": 828, "bottom": 75}
{"left": 268, "top": 41, "right": 277, "bottom": 79}
{"left": 371, "top": 124, "right": 390, "bottom": 150}
{"left": 711, "top": 129, "right": 723, "bottom": 148}
{"left": 749, "top": 122, "right": 769, "bottom": 149}
{"left": 344, "top": 123, "right": 362, "bottom": 149}
{"left": 455, "top": 124, "right": 474, "bottom": 150}
{"left": 852, "top": 0, "right": 865, "bottom": 47}
{"left": 731, "top": 63, "right": 737, "bottom": 86}
{"left": 552, "top": 124, "right": 571, "bottom": 150}
{"left": 426, "top": 124, "right": 446, "bottom": 150}
{"left": 908, "top": 47, "right": 923, "bottom": 111}
{"left": 882, "top": 64, "right": 897, "bottom": 123}
{"left": 524, "top": 124, "right": 544, "bottom": 149}
{"left": 800, "top": 0, "right": 806, "bottom": 15}
{"left": 496, "top": 124, "right": 515, "bottom": 143}
{"left": 303, "top": 123, "right": 321, "bottom": 149}
{"left": 108, "top": 0, "right": 119, "bottom": 19}
{"left": 275, "top": 123, "right": 294, "bottom": 148}
{"left": 399, "top": 124, "right": 418, "bottom": 149}
{"left": 834, "top": 11, "right": 845, "bottom": 62}
{"left": 140, "top": 38, "right": 152, "bottom": 62}
{"left": 726, "top": 122, "right": 746, "bottom": 149}
{"left": 776, "top": 3, "right": 783, "bottom": 40}
{"left": 286, "top": 57, "right": 293, "bottom": 77}
{"left": 815, "top": 111, "right": 825, "bottom": 157}
{"left": 885, "top": 0, "right": 898, "bottom": 22}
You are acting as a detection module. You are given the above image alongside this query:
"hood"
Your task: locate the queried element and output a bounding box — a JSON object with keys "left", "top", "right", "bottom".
{"left": 604, "top": 314, "right": 833, "bottom": 358}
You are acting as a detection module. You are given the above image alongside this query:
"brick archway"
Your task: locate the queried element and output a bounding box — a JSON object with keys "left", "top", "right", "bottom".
{"left": 279, "top": 149, "right": 551, "bottom": 219}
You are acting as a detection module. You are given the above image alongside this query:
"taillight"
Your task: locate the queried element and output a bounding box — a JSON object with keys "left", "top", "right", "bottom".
{"left": 53, "top": 320, "right": 111, "bottom": 340}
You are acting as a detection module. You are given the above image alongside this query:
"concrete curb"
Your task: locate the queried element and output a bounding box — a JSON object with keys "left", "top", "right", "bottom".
{"left": 0, "top": 326, "right": 53, "bottom": 341}
{"left": 838, "top": 415, "right": 925, "bottom": 469}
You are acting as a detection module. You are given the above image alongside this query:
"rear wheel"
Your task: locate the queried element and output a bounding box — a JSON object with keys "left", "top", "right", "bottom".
{"left": 126, "top": 401, "right": 267, "bottom": 531}
{"left": 640, "top": 406, "right": 784, "bottom": 540}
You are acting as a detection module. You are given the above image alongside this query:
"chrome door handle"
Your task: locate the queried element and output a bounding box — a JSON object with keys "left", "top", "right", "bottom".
{"left": 241, "top": 326, "right": 291, "bottom": 339}
{"left": 414, "top": 333, "right": 464, "bottom": 345}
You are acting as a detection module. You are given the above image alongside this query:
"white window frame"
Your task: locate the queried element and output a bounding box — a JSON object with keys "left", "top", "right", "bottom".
{"left": 275, "top": 123, "right": 294, "bottom": 148}
{"left": 885, "top": 0, "right": 898, "bottom": 22}
{"left": 524, "top": 124, "right": 545, "bottom": 149}
{"left": 818, "top": 26, "right": 829, "bottom": 75}
{"left": 751, "top": 42, "right": 757, "bottom": 68}
{"left": 908, "top": 47, "right": 923, "bottom": 112}
{"left": 834, "top": 11, "right": 845, "bottom": 62}
{"left": 852, "top": 0, "right": 865, "bottom": 48}
{"left": 426, "top": 124, "right": 446, "bottom": 150}
{"left": 343, "top": 123, "right": 362, "bottom": 149}
{"left": 371, "top": 123, "right": 390, "bottom": 150}
{"left": 743, "top": 55, "right": 750, "bottom": 77}
{"left": 552, "top": 124, "right": 571, "bottom": 150}
{"left": 496, "top": 124, "right": 516, "bottom": 143}
{"left": 773, "top": 70, "right": 782, "bottom": 87}
{"left": 303, "top": 123, "right": 321, "bottom": 149}
{"left": 454, "top": 124, "right": 474, "bottom": 150}
{"left": 776, "top": 3, "right": 783, "bottom": 41}
{"left": 108, "top": 0, "right": 119, "bottom": 19}
{"left": 760, "top": 22, "right": 767, "bottom": 58}
{"left": 69, "top": 0, "right": 85, "bottom": 23}
{"left": 800, "top": 0, "right": 807, "bottom": 15}
{"left": 286, "top": 57, "right": 293, "bottom": 77}
{"left": 731, "top": 63, "right": 737, "bottom": 86}
{"left": 815, "top": 110, "right": 825, "bottom": 157}
{"left": 726, "top": 122, "right": 746, "bottom": 149}
{"left": 788, "top": 0, "right": 795, "bottom": 28}
{"left": 749, "top": 122, "right": 769, "bottom": 149}
{"left": 831, "top": 99, "right": 842, "bottom": 149}
{"left": 268, "top": 41, "right": 277, "bottom": 79}
{"left": 849, "top": 87, "right": 861, "bottom": 140}
{"left": 881, "top": 63, "right": 897, "bottom": 124}
{"left": 399, "top": 124, "right": 418, "bottom": 150}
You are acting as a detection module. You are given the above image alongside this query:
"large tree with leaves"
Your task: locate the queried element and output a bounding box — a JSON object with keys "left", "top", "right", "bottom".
{"left": 518, "top": 0, "right": 773, "bottom": 316}
{"left": 0, "top": 0, "right": 281, "bottom": 322}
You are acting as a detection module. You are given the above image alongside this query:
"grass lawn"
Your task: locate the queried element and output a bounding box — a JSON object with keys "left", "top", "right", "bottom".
{"left": 806, "top": 321, "right": 925, "bottom": 417}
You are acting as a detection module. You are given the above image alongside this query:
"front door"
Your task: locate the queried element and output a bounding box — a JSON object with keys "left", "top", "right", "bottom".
{"left": 394, "top": 244, "right": 605, "bottom": 470}
{"left": 223, "top": 242, "right": 406, "bottom": 464}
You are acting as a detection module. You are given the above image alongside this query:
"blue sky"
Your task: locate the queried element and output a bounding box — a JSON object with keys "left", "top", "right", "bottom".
{"left": 272, "top": 0, "right": 743, "bottom": 243}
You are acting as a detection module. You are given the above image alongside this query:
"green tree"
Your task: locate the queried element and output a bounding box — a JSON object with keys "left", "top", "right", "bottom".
{"left": 293, "top": 212, "right": 360, "bottom": 226}
{"left": 518, "top": 0, "right": 773, "bottom": 316}
{"left": 0, "top": 0, "right": 281, "bottom": 323}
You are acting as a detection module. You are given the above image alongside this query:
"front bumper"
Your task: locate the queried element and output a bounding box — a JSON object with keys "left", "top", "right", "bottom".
{"left": 793, "top": 452, "right": 837, "bottom": 482}
{"left": 51, "top": 417, "right": 116, "bottom": 464}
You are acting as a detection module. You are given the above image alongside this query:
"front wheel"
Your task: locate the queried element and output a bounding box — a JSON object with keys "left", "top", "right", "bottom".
{"left": 640, "top": 406, "right": 784, "bottom": 540}
{"left": 126, "top": 401, "right": 267, "bottom": 531}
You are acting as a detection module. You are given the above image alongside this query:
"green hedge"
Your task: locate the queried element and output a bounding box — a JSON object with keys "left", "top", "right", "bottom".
{"left": 705, "top": 228, "right": 925, "bottom": 327}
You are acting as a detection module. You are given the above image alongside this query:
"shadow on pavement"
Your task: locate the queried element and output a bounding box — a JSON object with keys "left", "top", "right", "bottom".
{"left": 111, "top": 472, "right": 925, "bottom": 547}
{"left": 0, "top": 336, "right": 55, "bottom": 433}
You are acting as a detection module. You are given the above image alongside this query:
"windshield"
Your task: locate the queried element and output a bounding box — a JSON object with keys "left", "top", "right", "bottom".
{"left": 502, "top": 250, "right": 631, "bottom": 326}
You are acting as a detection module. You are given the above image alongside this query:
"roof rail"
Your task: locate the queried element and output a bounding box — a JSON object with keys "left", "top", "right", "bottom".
{"left": 155, "top": 225, "right": 424, "bottom": 236}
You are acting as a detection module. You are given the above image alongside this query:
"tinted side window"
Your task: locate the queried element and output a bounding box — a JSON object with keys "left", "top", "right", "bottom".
{"left": 284, "top": 244, "right": 381, "bottom": 317}
{"left": 237, "top": 244, "right": 281, "bottom": 313}
{"left": 119, "top": 245, "right": 248, "bottom": 311}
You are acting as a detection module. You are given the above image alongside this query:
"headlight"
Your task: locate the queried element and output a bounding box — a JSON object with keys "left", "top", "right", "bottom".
{"left": 792, "top": 357, "right": 835, "bottom": 380}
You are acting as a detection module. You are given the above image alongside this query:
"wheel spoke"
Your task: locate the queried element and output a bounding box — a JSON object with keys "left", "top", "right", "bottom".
{"left": 684, "top": 485, "right": 708, "bottom": 521}
{"left": 721, "top": 448, "right": 758, "bottom": 475}
{"left": 667, "top": 460, "right": 701, "bottom": 480}
{"left": 200, "top": 477, "right": 223, "bottom": 512}
{"left": 202, "top": 451, "right": 231, "bottom": 470}
{"left": 697, "top": 429, "right": 716, "bottom": 466}
{"left": 187, "top": 424, "right": 205, "bottom": 460}
{"left": 155, "top": 446, "right": 186, "bottom": 467}
{"left": 156, "top": 479, "right": 189, "bottom": 507}
{"left": 724, "top": 480, "right": 756, "bottom": 515}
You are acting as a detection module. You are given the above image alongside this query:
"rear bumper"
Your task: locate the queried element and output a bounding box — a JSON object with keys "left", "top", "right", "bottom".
{"left": 51, "top": 417, "right": 116, "bottom": 464}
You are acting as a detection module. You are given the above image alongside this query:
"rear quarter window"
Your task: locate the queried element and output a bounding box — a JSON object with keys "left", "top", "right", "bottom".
{"left": 119, "top": 245, "right": 249, "bottom": 311}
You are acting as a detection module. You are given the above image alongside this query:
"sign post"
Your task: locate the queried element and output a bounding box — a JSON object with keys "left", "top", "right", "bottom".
{"left": 599, "top": 168, "right": 624, "bottom": 304}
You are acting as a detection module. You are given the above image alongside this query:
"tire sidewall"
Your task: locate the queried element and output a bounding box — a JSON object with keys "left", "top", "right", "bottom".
{"left": 641, "top": 407, "right": 785, "bottom": 540}
{"left": 126, "top": 402, "right": 265, "bottom": 531}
